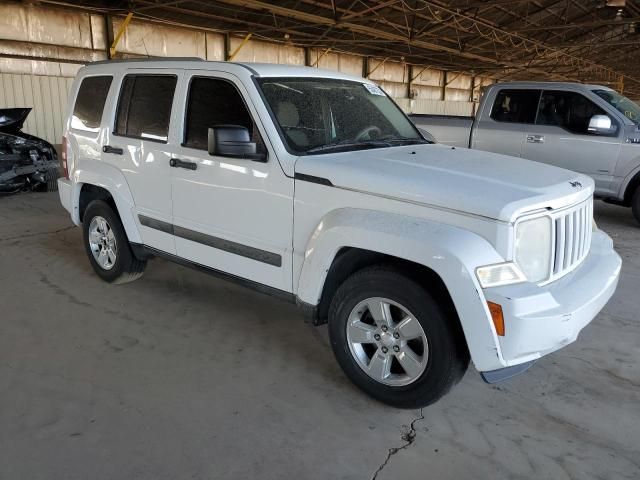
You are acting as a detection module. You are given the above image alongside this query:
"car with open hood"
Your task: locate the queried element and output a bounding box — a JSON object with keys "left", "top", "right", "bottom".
{"left": 0, "top": 108, "right": 59, "bottom": 194}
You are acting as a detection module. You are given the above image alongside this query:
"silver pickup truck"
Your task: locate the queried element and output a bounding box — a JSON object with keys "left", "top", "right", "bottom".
{"left": 410, "top": 82, "right": 640, "bottom": 223}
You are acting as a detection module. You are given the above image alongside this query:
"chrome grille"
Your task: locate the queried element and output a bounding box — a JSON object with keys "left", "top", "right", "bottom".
{"left": 550, "top": 198, "right": 593, "bottom": 281}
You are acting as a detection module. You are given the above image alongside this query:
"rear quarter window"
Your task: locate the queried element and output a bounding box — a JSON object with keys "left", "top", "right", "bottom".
{"left": 71, "top": 76, "right": 113, "bottom": 131}
{"left": 115, "top": 74, "right": 177, "bottom": 142}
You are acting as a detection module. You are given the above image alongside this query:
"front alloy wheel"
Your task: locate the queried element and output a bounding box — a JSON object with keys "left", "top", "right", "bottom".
{"left": 346, "top": 297, "right": 428, "bottom": 386}
{"left": 328, "top": 265, "right": 469, "bottom": 409}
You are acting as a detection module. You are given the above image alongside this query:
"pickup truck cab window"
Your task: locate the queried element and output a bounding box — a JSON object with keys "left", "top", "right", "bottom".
{"left": 256, "top": 77, "right": 424, "bottom": 155}
{"left": 536, "top": 90, "right": 614, "bottom": 135}
{"left": 71, "top": 76, "right": 112, "bottom": 131}
{"left": 115, "top": 74, "right": 177, "bottom": 143}
{"left": 490, "top": 89, "right": 540, "bottom": 124}
{"left": 184, "top": 76, "right": 264, "bottom": 153}
{"left": 593, "top": 89, "right": 640, "bottom": 126}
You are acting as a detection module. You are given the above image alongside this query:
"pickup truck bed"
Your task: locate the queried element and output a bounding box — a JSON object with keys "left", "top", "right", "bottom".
{"left": 409, "top": 114, "right": 473, "bottom": 148}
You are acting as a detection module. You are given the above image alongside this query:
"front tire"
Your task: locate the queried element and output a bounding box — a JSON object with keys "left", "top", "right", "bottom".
{"left": 632, "top": 187, "right": 640, "bottom": 225}
{"left": 82, "top": 200, "right": 146, "bottom": 284}
{"left": 328, "top": 265, "right": 469, "bottom": 409}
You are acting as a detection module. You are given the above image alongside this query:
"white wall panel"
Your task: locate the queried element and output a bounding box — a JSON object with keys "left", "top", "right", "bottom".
{"left": 113, "top": 18, "right": 207, "bottom": 58}
{"left": 230, "top": 37, "right": 304, "bottom": 65}
{"left": 0, "top": 73, "right": 73, "bottom": 144}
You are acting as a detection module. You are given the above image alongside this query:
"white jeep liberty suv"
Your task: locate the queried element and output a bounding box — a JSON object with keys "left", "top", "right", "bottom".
{"left": 58, "top": 59, "right": 621, "bottom": 408}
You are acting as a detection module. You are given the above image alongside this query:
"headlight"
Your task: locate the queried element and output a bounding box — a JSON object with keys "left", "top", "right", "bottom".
{"left": 476, "top": 262, "right": 526, "bottom": 288}
{"left": 515, "top": 216, "right": 552, "bottom": 283}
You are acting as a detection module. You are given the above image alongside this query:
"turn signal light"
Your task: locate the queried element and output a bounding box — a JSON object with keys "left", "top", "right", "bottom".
{"left": 487, "top": 301, "right": 505, "bottom": 336}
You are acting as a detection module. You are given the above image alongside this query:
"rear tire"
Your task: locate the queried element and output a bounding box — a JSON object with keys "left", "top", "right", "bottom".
{"left": 82, "top": 200, "right": 146, "bottom": 284}
{"left": 632, "top": 187, "right": 640, "bottom": 225}
{"left": 328, "top": 265, "right": 469, "bottom": 409}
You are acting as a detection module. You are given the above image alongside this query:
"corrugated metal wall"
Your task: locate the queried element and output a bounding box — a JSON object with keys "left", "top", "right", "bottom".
{"left": 0, "top": 73, "right": 73, "bottom": 144}
{"left": 0, "top": 3, "right": 495, "bottom": 142}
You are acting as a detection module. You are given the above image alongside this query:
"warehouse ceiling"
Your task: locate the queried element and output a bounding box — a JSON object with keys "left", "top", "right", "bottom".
{"left": 44, "top": 0, "right": 640, "bottom": 97}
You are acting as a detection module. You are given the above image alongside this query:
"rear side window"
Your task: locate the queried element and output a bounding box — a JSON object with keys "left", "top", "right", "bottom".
{"left": 183, "top": 77, "right": 264, "bottom": 152}
{"left": 490, "top": 89, "right": 540, "bottom": 124}
{"left": 71, "top": 76, "right": 112, "bottom": 131}
{"left": 115, "top": 74, "right": 177, "bottom": 142}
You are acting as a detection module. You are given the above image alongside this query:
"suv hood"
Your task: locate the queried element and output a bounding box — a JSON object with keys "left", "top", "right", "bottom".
{"left": 294, "top": 144, "right": 593, "bottom": 222}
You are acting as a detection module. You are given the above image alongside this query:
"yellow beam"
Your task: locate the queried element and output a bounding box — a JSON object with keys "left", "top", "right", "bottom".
{"left": 310, "top": 48, "right": 332, "bottom": 67}
{"left": 228, "top": 33, "right": 252, "bottom": 62}
{"left": 110, "top": 12, "right": 133, "bottom": 58}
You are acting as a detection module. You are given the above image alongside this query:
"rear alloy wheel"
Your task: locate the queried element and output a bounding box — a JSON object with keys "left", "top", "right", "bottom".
{"left": 83, "top": 200, "right": 146, "bottom": 284}
{"left": 88, "top": 215, "right": 118, "bottom": 271}
{"left": 329, "top": 265, "right": 469, "bottom": 409}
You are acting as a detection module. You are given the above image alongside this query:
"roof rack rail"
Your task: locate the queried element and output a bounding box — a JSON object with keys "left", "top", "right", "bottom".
{"left": 89, "top": 57, "right": 205, "bottom": 66}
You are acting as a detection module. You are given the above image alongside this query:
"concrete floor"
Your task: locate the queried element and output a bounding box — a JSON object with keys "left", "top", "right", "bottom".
{"left": 0, "top": 192, "right": 638, "bottom": 480}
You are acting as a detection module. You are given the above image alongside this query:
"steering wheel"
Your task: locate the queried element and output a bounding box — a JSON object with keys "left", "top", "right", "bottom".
{"left": 354, "top": 125, "right": 382, "bottom": 142}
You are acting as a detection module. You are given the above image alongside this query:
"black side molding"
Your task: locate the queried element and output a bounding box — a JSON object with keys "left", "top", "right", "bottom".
{"left": 294, "top": 173, "right": 333, "bottom": 186}
{"left": 137, "top": 215, "right": 282, "bottom": 267}
{"left": 131, "top": 244, "right": 294, "bottom": 303}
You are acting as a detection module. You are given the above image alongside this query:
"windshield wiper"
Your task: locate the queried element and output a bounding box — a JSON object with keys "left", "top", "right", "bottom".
{"left": 305, "top": 140, "right": 392, "bottom": 154}
{"left": 381, "top": 135, "right": 432, "bottom": 145}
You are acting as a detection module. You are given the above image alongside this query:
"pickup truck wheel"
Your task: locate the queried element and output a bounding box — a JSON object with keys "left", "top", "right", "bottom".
{"left": 328, "top": 266, "right": 468, "bottom": 409}
{"left": 632, "top": 187, "right": 640, "bottom": 225}
{"left": 82, "top": 200, "right": 146, "bottom": 284}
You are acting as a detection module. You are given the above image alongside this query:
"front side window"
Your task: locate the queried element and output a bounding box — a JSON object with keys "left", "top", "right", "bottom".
{"left": 115, "top": 74, "right": 177, "bottom": 142}
{"left": 490, "top": 89, "right": 540, "bottom": 124}
{"left": 593, "top": 89, "right": 640, "bottom": 126}
{"left": 71, "top": 76, "right": 112, "bottom": 131}
{"left": 256, "top": 77, "right": 425, "bottom": 154}
{"left": 184, "top": 77, "right": 263, "bottom": 151}
{"left": 536, "top": 90, "right": 610, "bottom": 135}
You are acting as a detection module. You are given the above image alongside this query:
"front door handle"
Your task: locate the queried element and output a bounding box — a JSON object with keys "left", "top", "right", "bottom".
{"left": 170, "top": 158, "right": 197, "bottom": 170}
{"left": 526, "top": 135, "right": 545, "bottom": 144}
{"left": 103, "top": 145, "right": 123, "bottom": 155}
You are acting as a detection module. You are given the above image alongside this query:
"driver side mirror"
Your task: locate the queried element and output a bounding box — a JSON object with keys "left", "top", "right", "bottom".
{"left": 588, "top": 115, "right": 616, "bottom": 135}
{"left": 207, "top": 126, "right": 266, "bottom": 162}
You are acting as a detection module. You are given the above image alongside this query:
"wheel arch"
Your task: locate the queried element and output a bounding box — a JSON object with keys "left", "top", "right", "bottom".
{"left": 73, "top": 159, "right": 141, "bottom": 243}
{"left": 622, "top": 167, "right": 640, "bottom": 205}
{"left": 295, "top": 208, "right": 509, "bottom": 372}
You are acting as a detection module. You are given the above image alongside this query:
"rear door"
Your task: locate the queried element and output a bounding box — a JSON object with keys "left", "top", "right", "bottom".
{"left": 471, "top": 88, "right": 540, "bottom": 158}
{"left": 103, "top": 69, "right": 181, "bottom": 254}
{"left": 522, "top": 89, "right": 621, "bottom": 193}
{"left": 167, "top": 70, "right": 294, "bottom": 292}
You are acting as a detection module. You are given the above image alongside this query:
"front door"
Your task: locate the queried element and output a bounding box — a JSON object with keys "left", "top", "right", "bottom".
{"left": 522, "top": 90, "right": 621, "bottom": 194}
{"left": 167, "top": 71, "right": 294, "bottom": 292}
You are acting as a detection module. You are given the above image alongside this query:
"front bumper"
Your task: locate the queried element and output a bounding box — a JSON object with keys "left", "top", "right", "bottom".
{"left": 482, "top": 229, "right": 621, "bottom": 372}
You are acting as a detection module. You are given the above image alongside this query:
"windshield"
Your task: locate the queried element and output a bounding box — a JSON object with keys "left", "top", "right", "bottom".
{"left": 593, "top": 89, "right": 640, "bottom": 126}
{"left": 256, "top": 77, "right": 427, "bottom": 154}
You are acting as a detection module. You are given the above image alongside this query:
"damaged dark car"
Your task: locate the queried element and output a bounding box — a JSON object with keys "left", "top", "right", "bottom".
{"left": 0, "top": 108, "right": 59, "bottom": 194}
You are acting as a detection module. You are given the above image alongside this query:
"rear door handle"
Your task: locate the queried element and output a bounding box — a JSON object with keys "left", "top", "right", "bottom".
{"left": 170, "top": 158, "right": 197, "bottom": 170}
{"left": 526, "top": 135, "right": 545, "bottom": 144}
{"left": 103, "top": 145, "right": 123, "bottom": 155}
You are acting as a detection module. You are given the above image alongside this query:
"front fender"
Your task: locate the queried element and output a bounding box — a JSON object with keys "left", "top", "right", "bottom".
{"left": 296, "top": 208, "right": 508, "bottom": 372}
{"left": 72, "top": 159, "right": 142, "bottom": 244}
